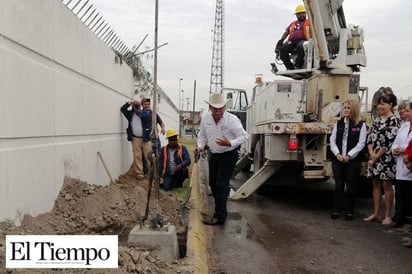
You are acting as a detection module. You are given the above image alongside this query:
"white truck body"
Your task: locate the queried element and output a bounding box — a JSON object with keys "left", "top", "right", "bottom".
{"left": 231, "top": 0, "right": 368, "bottom": 200}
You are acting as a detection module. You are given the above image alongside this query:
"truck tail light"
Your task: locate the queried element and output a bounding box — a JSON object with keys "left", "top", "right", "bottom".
{"left": 288, "top": 137, "right": 298, "bottom": 150}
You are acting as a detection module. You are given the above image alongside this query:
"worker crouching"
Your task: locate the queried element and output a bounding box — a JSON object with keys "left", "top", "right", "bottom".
{"left": 159, "top": 129, "right": 191, "bottom": 191}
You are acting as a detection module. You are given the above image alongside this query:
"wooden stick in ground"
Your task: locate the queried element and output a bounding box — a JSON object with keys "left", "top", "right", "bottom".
{"left": 97, "top": 151, "right": 114, "bottom": 184}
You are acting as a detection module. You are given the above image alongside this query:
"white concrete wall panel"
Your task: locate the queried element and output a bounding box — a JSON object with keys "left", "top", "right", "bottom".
{"left": 6, "top": 145, "right": 56, "bottom": 224}
{"left": 53, "top": 71, "right": 85, "bottom": 135}
{"left": 0, "top": 39, "right": 6, "bottom": 138}
{"left": 83, "top": 85, "right": 123, "bottom": 134}
{"left": 80, "top": 137, "right": 124, "bottom": 184}
{"left": 157, "top": 99, "right": 180, "bottom": 145}
{"left": 82, "top": 33, "right": 133, "bottom": 95}
{"left": 53, "top": 4, "right": 83, "bottom": 73}
{"left": 0, "top": 151, "right": 9, "bottom": 221}
{"left": 4, "top": 50, "right": 54, "bottom": 137}
{"left": 54, "top": 141, "right": 83, "bottom": 181}
{"left": 3, "top": 0, "right": 54, "bottom": 58}
{"left": 0, "top": 0, "right": 140, "bottom": 224}
{"left": 0, "top": 0, "right": 4, "bottom": 34}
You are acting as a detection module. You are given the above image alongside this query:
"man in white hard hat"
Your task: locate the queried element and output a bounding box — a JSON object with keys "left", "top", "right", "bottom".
{"left": 159, "top": 129, "right": 191, "bottom": 191}
{"left": 196, "top": 93, "right": 248, "bottom": 225}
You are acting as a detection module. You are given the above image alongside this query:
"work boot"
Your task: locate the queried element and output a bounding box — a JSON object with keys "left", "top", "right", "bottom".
{"left": 345, "top": 213, "right": 354, "bottom": 221}
{"left": 270, "top": 63, "right": 278, "bottom": 73}
{"left": 331, "top": 212, "right": 340, "bottom": 219}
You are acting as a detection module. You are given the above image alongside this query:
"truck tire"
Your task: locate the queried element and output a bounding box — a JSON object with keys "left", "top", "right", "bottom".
{"left": 253, "top": 140, "right": 264, "bottom": 172}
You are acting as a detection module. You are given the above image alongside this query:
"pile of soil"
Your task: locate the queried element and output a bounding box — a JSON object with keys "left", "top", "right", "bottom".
{"left": 0, "top": 176, "right": 194, "bottom": 273}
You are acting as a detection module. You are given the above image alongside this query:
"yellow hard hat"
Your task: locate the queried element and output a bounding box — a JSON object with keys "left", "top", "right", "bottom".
{"left": 166, "top": 129, "right": 178, "bottom": 139}
{"left": 295, "top": 4, "right": 306, "bottom": 14}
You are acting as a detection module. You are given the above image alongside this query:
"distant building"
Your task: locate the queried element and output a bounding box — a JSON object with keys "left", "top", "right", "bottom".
{"left": 181, "top": 110, "right": 202, "bottom": 136}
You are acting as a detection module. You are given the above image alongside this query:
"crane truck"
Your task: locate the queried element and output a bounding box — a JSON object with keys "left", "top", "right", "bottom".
{"left": 230, "top": 0, "right": 368, "bottom": 200}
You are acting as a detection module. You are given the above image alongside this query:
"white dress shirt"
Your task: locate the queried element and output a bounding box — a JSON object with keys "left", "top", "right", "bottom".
{"left": 197, "top": 111, "right": 248, "bottom": 154}
{"left": 391, "top": 121, "right": 412, "bottom": 180}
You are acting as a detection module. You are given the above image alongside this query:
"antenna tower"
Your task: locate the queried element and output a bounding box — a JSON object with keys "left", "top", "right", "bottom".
{"left": 209, "top": 0, "right": 224, "bottom": 94}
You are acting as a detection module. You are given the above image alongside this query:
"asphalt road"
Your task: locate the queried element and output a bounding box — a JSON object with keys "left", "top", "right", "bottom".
{"left": 200, "top": 160, "right": 412, "bottom": 274}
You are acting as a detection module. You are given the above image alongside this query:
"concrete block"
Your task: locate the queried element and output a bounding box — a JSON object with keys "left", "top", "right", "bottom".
{"left": 127, "top": 224, "right": 179, "bottom": 262}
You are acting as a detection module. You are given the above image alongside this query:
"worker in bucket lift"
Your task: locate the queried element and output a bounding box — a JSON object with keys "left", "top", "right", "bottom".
{"left": 271, "top": 4, "right": 311, "bottom": 71}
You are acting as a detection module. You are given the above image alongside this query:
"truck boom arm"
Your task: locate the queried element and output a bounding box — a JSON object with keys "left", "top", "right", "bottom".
{"left": 275, "top": 0, "right": 366, "bottom": 79}
{"left": 305, "top": 0, "right": 366, "bottom": 71}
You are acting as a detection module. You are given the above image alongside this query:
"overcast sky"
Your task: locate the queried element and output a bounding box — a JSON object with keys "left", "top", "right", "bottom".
{"left": 87, "top": 0, "right": 412, "bottom": 111}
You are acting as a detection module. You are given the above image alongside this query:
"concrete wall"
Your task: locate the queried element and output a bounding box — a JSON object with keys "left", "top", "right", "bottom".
{"left": 0, "top": 0, "right": 178, "bottom": 224}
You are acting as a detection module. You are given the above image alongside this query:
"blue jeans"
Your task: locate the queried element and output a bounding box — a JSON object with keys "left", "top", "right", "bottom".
{"left": 162, "top": 167, "right": 188, "bottom": 191}
{"left": 332, "top": 159, "right": 361, "bottom": 214}
{"left": 209, "top": 149, "right": 238, "bottom": 222}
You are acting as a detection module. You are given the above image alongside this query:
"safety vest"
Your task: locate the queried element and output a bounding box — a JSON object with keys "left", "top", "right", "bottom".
{"left": 162, "top": 144, "right": 183, "bottom": 175}
{"left": 288, "top": 19, "right": 311, "bottom": 40}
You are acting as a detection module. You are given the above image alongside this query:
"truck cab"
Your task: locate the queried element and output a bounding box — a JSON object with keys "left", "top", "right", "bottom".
{"left": 221, "top": 87, "right": 249, "bottom": 130}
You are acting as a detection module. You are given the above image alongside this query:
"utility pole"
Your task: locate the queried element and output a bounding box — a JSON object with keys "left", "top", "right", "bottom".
{"left": 181, "top": 90, "right": 184, "bottom": 111}
{"left": 186, "top": 98, "right": 190, "bottom": 112}
{"left": 192, "top": 80, "right": 196, "bottom": 139}
{"left": 143, "top": 0, "right": 161, "bottom": 225}
{"left": 178, "top": 78, "right": 183, "bottom": 136}
{"left": 178, "top": 78, "right": 183, "bottom": 110}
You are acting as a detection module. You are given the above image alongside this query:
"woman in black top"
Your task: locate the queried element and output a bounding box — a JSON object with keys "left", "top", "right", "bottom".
{"left": 330, "top": 99, "right": 367, "bottom": 220}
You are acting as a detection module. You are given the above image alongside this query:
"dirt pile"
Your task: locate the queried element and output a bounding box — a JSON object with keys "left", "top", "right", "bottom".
{"left": 0, "top": 177, "right": 194, "bottom": 273}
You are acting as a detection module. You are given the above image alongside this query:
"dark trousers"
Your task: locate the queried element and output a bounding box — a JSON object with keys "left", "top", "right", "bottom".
{"left": 279, "top": 40, "right": 305, "bottom": 69}
{"left": 209, "top": 149, "right": 238, "bottom": 222}
{"left": 332, "top": 160, "right": 361, "bottom": 214}
{"left": 393, "top": 179, "right": 412, "bottom": 224}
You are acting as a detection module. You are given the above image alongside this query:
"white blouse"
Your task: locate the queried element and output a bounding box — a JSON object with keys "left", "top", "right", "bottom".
{"left": 392, "top": 121, "right": 412, "bottom": 180}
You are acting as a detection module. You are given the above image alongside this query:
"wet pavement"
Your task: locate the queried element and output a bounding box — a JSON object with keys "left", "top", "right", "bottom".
{"left": 199, "top": 159, "right": 412, "bottom": 274}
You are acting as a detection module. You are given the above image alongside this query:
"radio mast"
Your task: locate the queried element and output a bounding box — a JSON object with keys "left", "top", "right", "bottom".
{"left": 209, "top": 0, "right": 224, "bottom": 94}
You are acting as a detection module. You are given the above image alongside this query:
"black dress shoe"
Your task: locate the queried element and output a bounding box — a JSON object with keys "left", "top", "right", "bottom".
{"left": 331, "top": 212, "right": 340, "bottom": 220}
{"left": 345, "top": 213, "right": 354, "bottom": 221}
{"left": 203, "top": 217, "right": 225, "bottom": 226}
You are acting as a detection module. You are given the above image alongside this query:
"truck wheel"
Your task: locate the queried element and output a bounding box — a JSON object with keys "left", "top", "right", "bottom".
{"left": 254, "top": 140, "right": 264, "bottom": 172}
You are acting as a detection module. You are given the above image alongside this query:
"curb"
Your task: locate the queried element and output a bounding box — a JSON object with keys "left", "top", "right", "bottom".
{"left": 186, "top": 161, "right": 209, "bottom": 273}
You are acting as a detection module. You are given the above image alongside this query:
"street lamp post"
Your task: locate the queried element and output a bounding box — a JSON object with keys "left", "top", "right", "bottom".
{"left": 178, "top": 78, "right": 183, "bottom": 136}
{"left": 181, "top": 89, "right": 185, "bottom": 135}
{"left": 178, "top": 78, "right": 183, "bottom": 110}
{"left": 181, "top": 89, "right": 184, "bottom": 111}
